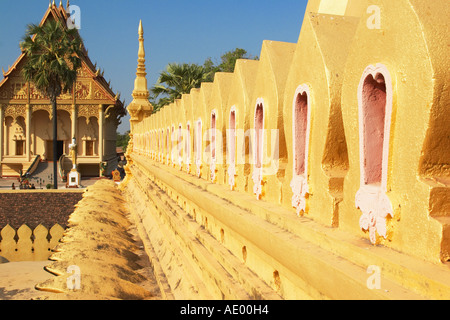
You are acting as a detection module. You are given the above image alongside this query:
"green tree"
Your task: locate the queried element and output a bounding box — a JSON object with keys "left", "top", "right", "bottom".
{"left": 21, "top": 20, "right": 83, "bottom": 189}
{"left": 116, "top": 131, "right": 130, "bottom": 151}
{"left": 150, "top": 62, "right": 207, "bottom": 112}
{"left": 203, "top": 48, "right": 258, "bottom": 82}
{"left": 150, "top": 48, "right": 258, "bottom": 112}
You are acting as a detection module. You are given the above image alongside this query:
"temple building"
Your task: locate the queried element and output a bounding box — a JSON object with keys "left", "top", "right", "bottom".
{"left": 0, "top": 1, "right": 125, "bottom": 178}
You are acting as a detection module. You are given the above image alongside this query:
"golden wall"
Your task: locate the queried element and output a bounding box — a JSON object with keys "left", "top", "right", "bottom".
{"left": 124, "top": 0, "right": 450, "bottom": 299}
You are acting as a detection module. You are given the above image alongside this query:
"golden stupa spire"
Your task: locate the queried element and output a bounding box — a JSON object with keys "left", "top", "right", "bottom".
{"left": 127, "top": 20, "right": 153, "bottom": 127}
{"left": 133, "top": 19, "right": 148, "bottom": 98}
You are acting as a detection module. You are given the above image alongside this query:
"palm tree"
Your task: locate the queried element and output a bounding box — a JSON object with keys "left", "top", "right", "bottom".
{"left": 150, "top": 62, "right": 207, "bottom": 111}
{"left": 21, "top": 20, "right": 83, "bottom": 189}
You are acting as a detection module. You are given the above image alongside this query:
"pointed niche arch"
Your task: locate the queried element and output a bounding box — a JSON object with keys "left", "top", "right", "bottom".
{"left": 290, "top": 84, "right": 312, "bottom": 216}
{"left": 355, "top": 64, "right": 394, "bottom": 244}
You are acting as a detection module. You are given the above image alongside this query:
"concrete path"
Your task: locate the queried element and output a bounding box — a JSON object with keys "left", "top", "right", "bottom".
{"left": 0, "top": 261, "right": 50, "bottom": 300}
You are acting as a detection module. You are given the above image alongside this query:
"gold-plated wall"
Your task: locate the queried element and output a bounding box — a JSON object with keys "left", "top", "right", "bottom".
{"left": 125, "top": 0, "right": 450, "bottom": 298}
{"left": 128, "top": 0, "right": 449, "bottom": 263}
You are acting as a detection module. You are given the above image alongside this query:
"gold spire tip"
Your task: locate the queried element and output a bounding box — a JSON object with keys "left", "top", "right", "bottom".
{"left": 138, "top": 20, "right": 144, "bottom": 37}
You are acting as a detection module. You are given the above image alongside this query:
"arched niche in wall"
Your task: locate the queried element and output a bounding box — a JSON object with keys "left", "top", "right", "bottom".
{"left": 210, "top": 111, "right": 217, "bottom": 182}
{"left": 186, "top": 122, "right": 191, "bottom": 173}
{"left": 252, "top": 99, "right": 265, "bottom": 199}
{"left": 355, "top": 64, "right": 394, "bottom": 244}
{"left": 171, "top": 125, "right": 175, "bottom": 166}
{"left": 195, "top": 118, "right": 203, "bottom": 177}
{"left": 228, "top": 106, "right": 237, "bottom": 190}
{"left": 178, "top": 123, "right": 183, "bottom": 169}
{"left": 290, "top": 84, "right": 311, "bottom": 216}
{"left": 166, "top": 127, "right": 170, "bottom": 165}
{"left": 159, "top": 129, "right": 164, "bottom": 162}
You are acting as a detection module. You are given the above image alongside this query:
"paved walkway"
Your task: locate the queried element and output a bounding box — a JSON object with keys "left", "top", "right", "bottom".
{"left": 0, "top": 261, "right": 50, "bottom": 300}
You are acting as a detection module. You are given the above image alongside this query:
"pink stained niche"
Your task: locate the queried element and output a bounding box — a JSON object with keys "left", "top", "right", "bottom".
{"left": 229, "top": 110, "right": 236, "bottom": 166}
{"left": 166, "top": 128, "right": 170, "bottom": 165}
{"left": 171, "top": 126, "right": 175, "bottom": 166}
{"left": 362, "top": 73, "right": 386, "bottom": 185}
{"left": 253, "top": 101, "right": 264, "bottom": 199}
{"left": 178, "top": 125, "right": 183, "bottom": 169}
{"left": 228, "top": 108, "right": 236, "bottom": 189}
{"left": 356, "top": 64, "right": 394, "bottom": 244}
{"left": 196, "top": 119, "right": 202, "bottom": 177}
{"left": 290, "top": 85, "right": 311, "bottom": 216}
{"left": 186, "top": 123, "right": 191, "bottom": 172}
{"left": 160, "top": 130, "right": 163, "bottom": 162}
{"left": 294, "top": 92, "right": 308, "bottom": 176}
{"left": 255, "top": 103, "right": 264, "bottom": 169}
{"left": 210, "top": 113, "right": 217, "bottom": 181}
{"left": 211, "top": 113, "right": 216, "bottom": 160}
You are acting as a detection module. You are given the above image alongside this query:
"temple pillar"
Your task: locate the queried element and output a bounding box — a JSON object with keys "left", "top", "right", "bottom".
{"left": 71, "top": 104, "right": 77, "bottom": 141}
{"left": 26, "top": 104, "right": 31, "bottom": 161}
{"left": 0, "top": 105, "right": 3, "bottom": 162}
{"left": 99, "top": 104, "right": 104, "bottom": 160}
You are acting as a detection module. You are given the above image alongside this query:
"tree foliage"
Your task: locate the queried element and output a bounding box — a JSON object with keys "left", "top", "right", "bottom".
{"left": 203, "top": 48, "right": 258, "bottom": 82}
{"left": 21, "top": 19, "right": 83, "bottom": 189}
{"left": 21, "top": 20, "right": 83, "bottom": 103}
{"left": 150, "top": 48, "right": 258, "bottom": 112}
{"left": 116, "top": 131, "right": 130, "bottom": 150}
{"left": 150, "top": 63, "right": 207, "bottom": 112}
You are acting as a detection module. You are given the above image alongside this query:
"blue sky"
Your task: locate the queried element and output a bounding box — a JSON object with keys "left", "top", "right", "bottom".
{"left": 0, "top": 0, "right": 308, "bottom": 133}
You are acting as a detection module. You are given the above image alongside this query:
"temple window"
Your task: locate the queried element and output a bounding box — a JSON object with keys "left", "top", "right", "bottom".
{"left": 15, "top": 140, "right": 24, "bottom": 156}
{"left": 85, "top": 140, "right": 94, "bottom": 156}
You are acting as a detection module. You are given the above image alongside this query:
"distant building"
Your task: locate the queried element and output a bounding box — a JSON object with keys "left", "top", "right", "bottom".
{"left": 0, "top": 2, "right": 126, "bottom": 177}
